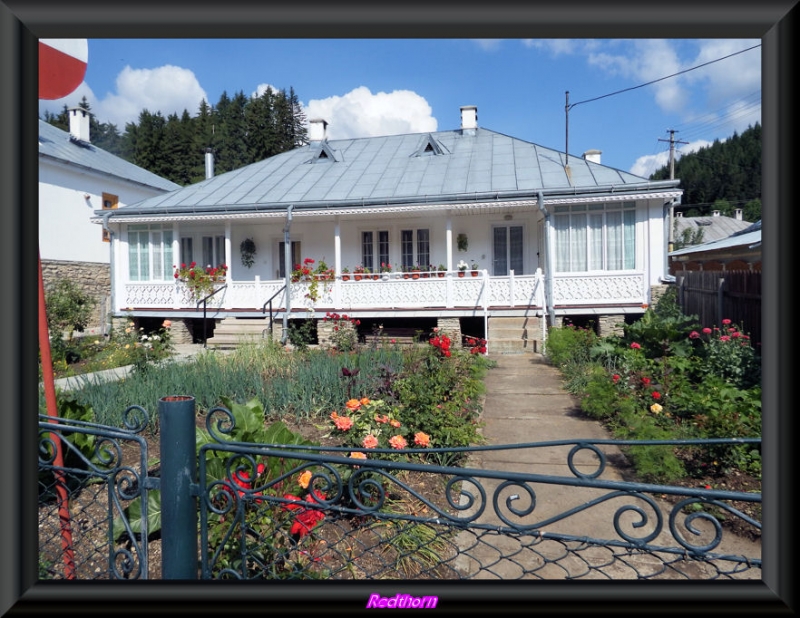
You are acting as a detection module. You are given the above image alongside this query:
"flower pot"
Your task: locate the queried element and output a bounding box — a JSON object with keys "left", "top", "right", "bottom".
{"left": 372, "top": 274, "right": 379, "bottom": 280}
{"left": 403, "top": 274, "right": 410, "bottom": 279}
{"left": 471, "top": 270, "right": 479, "bottom": 277}
{"left": 422, "top": 273, "right": 430, "bottom": 278}
{"left": 342, "top": 275, "right": 351, "bottom": 281}
{"left": 354, "top": 274, "right": 363, "bottom": 281}
{"left": 458, "top": 271, "right": 465, "bottom": 278}
{"left": 437, "top": 272, "right": 445, "bottom": 278}
{"left": 412, "top": 273, "right": 420, "bottom": 280}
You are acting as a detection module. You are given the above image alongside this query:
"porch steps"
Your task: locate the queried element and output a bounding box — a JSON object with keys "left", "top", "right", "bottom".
{"left": 487, "top": 316, "right": 543, "bottom": 354}
{"left": 204, "top": 317, "right": 277, "bottom": 349}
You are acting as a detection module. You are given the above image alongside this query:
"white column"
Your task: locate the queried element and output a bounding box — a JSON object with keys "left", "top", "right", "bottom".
{"left": 334, "top": 219, "right": 342, "bottom": 274}
{"left": 446, "top": 215, "right": 453, "bottom": 271}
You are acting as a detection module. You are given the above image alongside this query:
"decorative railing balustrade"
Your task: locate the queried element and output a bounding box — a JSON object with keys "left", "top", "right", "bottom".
{"left": 38, "top": 402, "right": 761, "bottom": 581}
{"left": 119, "top": 269, "right": 648, "bottom": 314}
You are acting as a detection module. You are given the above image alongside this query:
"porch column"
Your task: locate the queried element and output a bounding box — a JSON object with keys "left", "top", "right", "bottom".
{"left": 172, "top": 223, "right": 181, "bottom": 309}
{"left": 334, "top": 219, "right": 342, "bottom": 274}
{"left": 224, "top": 222, "right": 232, "bottom": 309}
{"left": 446, "top": 215, "right": 453, "bottom": 271}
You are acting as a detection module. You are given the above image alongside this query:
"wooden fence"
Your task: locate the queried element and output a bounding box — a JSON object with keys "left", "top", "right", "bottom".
{"left": 675, "top": 270, "right": 761, "bottom": 349}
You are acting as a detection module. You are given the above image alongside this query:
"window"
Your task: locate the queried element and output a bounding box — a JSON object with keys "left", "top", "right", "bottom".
{"left": 400, "top": 228, "right": 429, "bottom": 269}
{"left": 180, "top": 237, "right": 193, "bottom": 265}
{"left": 101, "top": 192, "right": 118, "bottom": 242}
{"left": 492, "top": 225, "right": 524, "bottom": 275}
{"left": 278, "top": 241, "right": 301, "bottom": 278}
{"left": 553, "top": 202, "right": 636, "bottom": 272}
{"left": 128, "top": 225, "right": 174, "bottom": 281}
{"left": 202, "top": 235, "right": 225, "bottom": 269}
{"left": 362, "top": 231, "right": 390, "bottom": 271}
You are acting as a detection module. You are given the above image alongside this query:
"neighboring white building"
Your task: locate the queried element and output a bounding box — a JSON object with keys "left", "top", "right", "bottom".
{"left": 39, "top": 108, "right": 181, "bottom": 330}
{"left": 95, "top": 106, "right": 683, "bottom": 351}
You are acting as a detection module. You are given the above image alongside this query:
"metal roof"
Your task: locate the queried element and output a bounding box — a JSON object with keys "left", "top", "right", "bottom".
{"left": 38, "top": 120, "right": 182, "bottom": 193}
{"left": 669, "top": 225, "right": 762, "bottom": 257}
{"left": 103, "top": 124, "right": 680, "bottom": 218}
{"left": 673, "top": 215, "right": 753, "bottom": 243}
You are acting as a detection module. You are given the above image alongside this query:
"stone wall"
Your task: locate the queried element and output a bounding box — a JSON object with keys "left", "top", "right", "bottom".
{"left": 436, "top": 317, "right": 462, "bottom": 342}
{"left": 41, "top": 260, "right": 110, "bottom": 333}
{"left": 595, "top": 315, "right": 625, "bottom": 338}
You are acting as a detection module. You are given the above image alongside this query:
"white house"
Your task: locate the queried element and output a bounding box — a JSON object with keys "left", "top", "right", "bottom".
{"left": 39, "top": 108, "right": 181, "bottom": 331}
{"left": 93, "top": 106, "right": 682, "bottom": 352}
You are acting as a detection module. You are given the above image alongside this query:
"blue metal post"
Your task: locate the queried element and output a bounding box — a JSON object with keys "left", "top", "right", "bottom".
{"left": 158, "top": 395, "right": 198, "bottom": 579}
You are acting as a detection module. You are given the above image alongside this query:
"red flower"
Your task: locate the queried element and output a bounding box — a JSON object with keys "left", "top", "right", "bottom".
{"left": 630, "top": 342, "right": 641, "bottom": 350}
{"left": 612, "top": 374, "right": 621, "bottom": 383}
{"left": 282, "top": 491, "right": 326, "bottom": 539}
{"left": 641, "top": 377, "right": 651, "bottom": 386}
{"left": 651, "top": 391, "right": 662, "bottom": 400}
{"left": 689, "top": 331, "right": 700, "bottom": 339}
{"left": 722, "top": 318, "right": 732, "bottom": 325}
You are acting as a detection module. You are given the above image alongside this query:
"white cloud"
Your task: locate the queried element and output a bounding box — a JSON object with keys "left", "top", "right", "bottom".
{"left": 39, "top": 65, "right": 210, "bottom": 129}
{"left": 522, "top": 39, "right": 581, "bottom": 56}
{"left": 252, "top": 83, "right": 278, "bottom": 98}
{"left": 472, "top": 39, "right": 503, "bottom": 51}
{"left": 303, "top": 87, "right": 437, "bottom": 140}
{"left": 629, "top": 138, "right": 713, "bottom": 178}
{"left": 95, "top": 65, "right": 208, "bottom": 128}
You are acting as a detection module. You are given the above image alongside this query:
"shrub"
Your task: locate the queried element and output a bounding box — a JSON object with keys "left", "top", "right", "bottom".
{"left": 543, "top": 324, "right": 598, "bottom": 369}
{"left": 44, "top": 280, "right": 97, "bottom": 362}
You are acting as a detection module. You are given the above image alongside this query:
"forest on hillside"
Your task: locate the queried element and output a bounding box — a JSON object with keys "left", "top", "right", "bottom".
{"left": 649, "top": 123, "right": 761, "bottom": 222}
{"left": 41, "top": 86, "right": 308, "bottom": 187}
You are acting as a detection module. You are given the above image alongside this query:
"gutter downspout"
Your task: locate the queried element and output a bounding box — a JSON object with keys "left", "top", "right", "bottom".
{"left": 281, "top": 205, "right": 294, "bottom": 345}
{"left": 537, "top": 191, "right": 556, "bottom": 339}
{"left": 100, "top": 210, "right": 116, "bottom": 334}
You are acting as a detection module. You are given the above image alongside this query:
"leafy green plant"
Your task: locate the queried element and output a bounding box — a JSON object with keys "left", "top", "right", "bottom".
{"left": 287, "top": 317, "right": 317, "bottom": 350}
{"left": 44, "top": 279, "right": 97, "bottom": 363}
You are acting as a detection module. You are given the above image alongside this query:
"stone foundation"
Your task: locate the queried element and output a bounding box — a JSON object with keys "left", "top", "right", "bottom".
{"left": 437, "top": 317, "right": 462, "bottom": 343}
{"left": 595, "top": 315, "right": 625, "bottom": 338}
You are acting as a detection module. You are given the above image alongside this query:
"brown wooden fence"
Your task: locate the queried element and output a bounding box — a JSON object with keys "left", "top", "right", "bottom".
{"left": 675, "top": 270, "right": 761, "bottom": 349}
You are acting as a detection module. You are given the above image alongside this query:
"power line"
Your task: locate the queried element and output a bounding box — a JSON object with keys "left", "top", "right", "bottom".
{"left": 567, "top": 43, "right": 761, "bottom": 111}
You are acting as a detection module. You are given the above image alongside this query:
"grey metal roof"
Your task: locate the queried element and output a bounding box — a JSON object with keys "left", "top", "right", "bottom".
{"left": 104, "top": 125, "right": 680, "bottom": 217}
{"left": 669, "top": 226, "right": 761, "bottom": 257}
{"left": 673, "top": 215, "right": 753, "bottom": 244}
{"left": 38, "top": 120, "right": 182, "bottom": 193}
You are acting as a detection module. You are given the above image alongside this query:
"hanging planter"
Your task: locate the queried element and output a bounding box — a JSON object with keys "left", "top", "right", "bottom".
{"left": 456, "top": 233, "right": 469, "bottom": 252}
{"left": 240, "top": 238, "right": 257, "bottom": 268}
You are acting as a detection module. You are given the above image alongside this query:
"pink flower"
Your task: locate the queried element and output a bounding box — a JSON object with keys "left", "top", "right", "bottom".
{"left": 689, "top": 331, "right": 699, "bottom": 339}
{"left": 413, "top": 432, "right": 431, "bottom": 447}
{"left": 389, "top": 435, "right": 408, "bottom": 450}
{"left": 362, "top": 434, "right": 379, "bottom": 449}
{"left": 630, "top": 342, "right": 641, "bottom": 350}
{"left": 722, "top": 318, "right": 732, "bottom": 325}
{"left": 720, "top": 335, "right": 731, "bottom": 342}
{"left": 333, "top": 415, "right": 353, "bottom": 431}
{"left": 702, "top": 327, "right": 712, "bottom": 334}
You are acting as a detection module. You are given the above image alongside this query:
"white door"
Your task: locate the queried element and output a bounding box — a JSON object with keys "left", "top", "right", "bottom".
{"left": 492, "top": 225, "right": 524, "bottom": 275}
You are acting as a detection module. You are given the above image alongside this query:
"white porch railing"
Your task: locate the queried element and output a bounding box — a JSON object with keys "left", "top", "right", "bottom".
{"left": 118, "top": 269, "right": 647, "bottom": 314}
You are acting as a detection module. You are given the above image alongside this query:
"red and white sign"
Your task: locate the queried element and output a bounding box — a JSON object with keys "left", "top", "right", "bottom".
{"left": 39, "top": 38, "right": 88, "bottom": 100}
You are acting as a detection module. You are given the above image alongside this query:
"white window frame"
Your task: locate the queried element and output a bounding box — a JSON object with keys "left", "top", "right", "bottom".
{"left": 553, "top": 202, "right": 636, "bottom": 273}
{"left": 400, "top": 228, "right": 430, "bottom": 270}
{"left": 127, "top": 224, "right": 174, "bottom": 282}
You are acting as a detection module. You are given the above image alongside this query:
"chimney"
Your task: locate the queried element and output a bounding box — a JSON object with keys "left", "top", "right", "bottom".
{"left": 205, "top": 148, "right": 215, "bottom": 179}
{"left": 68, "top": 107, "right": 91, "bottom": 143}
{"left": 582, "top": 149, "right": 602, "bottom": 164}
{"left": 735, "top": 208, "right": 743, "bottom": 220}
{"left": 675, "top": 212, "right": 683, "bottom": 218}
{"left": 460, "top": 105, "right": 478, "bottom": 135}
{"left": 309, "top": 118, "right": 328, "bottom": 142}
{"left": 712, "top": 210, "right": 720, "bottom": 217}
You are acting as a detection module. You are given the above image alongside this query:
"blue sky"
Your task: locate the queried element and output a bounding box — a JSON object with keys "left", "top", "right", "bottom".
{"left": 38, "top": 38, "right": 761, "bottom": 178}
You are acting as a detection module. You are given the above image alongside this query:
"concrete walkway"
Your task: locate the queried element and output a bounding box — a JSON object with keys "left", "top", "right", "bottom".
{"left": 454, "top": 353, "right": 762, "bottom": 580}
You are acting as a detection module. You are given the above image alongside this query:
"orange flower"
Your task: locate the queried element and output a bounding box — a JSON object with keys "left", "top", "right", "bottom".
{"left": 162, "top": 319, "right": 172, "bottom": 328}
{"left": 360, "top": 397, "right": 371, "bottom": 406}
{"left": 389, "top": 435, "right": 408, "bottom": 450}
{"left": 349, "top": 451, "right": 367, "bottom": 460}
{"left": 362, "top": 434, "right": 379, "bottom": 449}
{"left": 413, "top": 432, "right": 431, "bottom": 447}
{"left": 330, "top": 411, "right": 339, "bottom": 420}
{"left": 298, "top": 470, "right": 313, "bottom": 489}
{"left": 345, "top": 399, "right": 362, "bottom": 411}
{"left": 333, "top": 415, "right": 353, "bottom": 431}
{"left": 389, "top": 419, "right": 401, "bottom": 428}
{"left": 375, "top": 414, "right": 389, "bottom": 424}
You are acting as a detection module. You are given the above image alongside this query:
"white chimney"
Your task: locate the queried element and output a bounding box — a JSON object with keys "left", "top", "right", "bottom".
{"left": 68, "top": 107, "right": 91, "bottom": 143}
{"left": 205, "top": 148, "right": 214, "bottom": 179}
{"left": 582, "top": 149, "right": 602, "bottom": 164}
{"left": 309, "top": 118, "right": 328, "bottom": 142}
{"left": 460, "top": 105, "right": 478, "bottom": 135}
{"left": 675, "top": 211, "right": 683, "bottom": 217}
{"left": 735, "top": 208, "right": 743, "bottom": 220}
{"left": 713, "top": 210, "right": 721, "bottom": 217}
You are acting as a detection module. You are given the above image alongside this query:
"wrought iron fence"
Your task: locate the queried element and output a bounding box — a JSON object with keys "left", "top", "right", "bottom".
{"left": 38, "top": 400, "right": 761, "bottom": 581}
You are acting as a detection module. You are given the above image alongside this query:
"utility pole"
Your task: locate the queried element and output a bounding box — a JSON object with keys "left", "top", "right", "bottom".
{"left": 659, "top": 129, "right": 689, "bottom": 252}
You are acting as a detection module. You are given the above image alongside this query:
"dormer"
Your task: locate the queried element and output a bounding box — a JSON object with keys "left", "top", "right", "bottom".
{"left": 306, "top": 141, "right": 338, "bottom": 164}
{"left": 412, "top": 134, "right": 447, "bottom": 157}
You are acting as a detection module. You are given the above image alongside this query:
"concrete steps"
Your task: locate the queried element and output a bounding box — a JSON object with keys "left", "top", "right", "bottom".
{"left": 487, "top": 316, "right": 543, "bottom": 354}
{"left": 204, "top": 317, "right": 278, "bottom": 349}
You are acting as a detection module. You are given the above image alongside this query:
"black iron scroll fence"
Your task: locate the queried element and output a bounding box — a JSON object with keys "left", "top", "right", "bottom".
{"left": 38, "top": 399, "right": 762, "bottom": 581}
